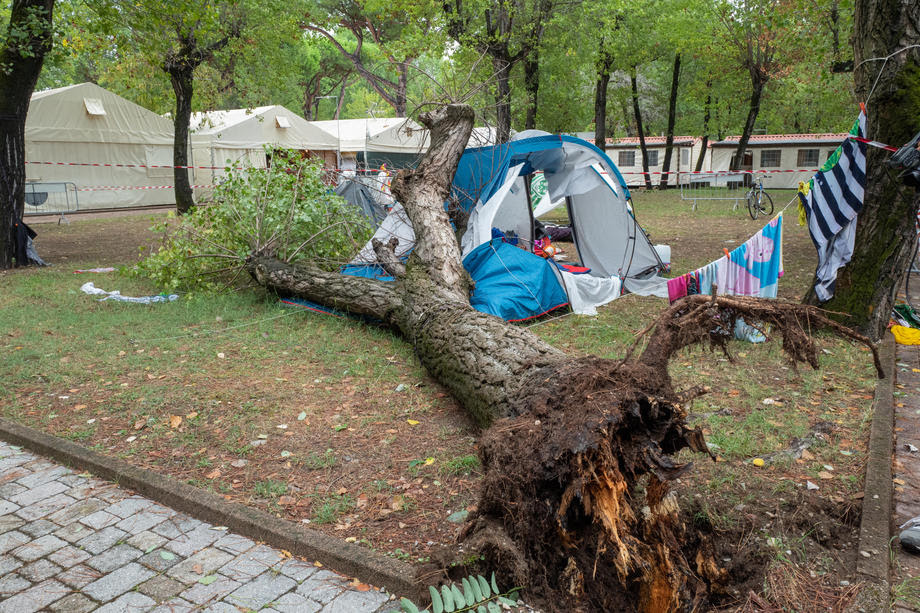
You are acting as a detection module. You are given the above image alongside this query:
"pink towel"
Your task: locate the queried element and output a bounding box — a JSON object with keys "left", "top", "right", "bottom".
{"left": 667, "top": 275, "right": 689, "bottom": 303}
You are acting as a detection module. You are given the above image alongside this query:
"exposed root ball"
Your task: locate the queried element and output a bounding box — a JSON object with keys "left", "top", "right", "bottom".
{"left": 464, "top": 357, "right": 717, "bottom": 612}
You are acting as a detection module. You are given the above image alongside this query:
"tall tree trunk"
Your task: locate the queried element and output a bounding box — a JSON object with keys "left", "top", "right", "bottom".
{"left": 729, "top": 78, "right": 764, "bottom": 171}
{"left": 593, "top": 45, "right": 614, "bottom": 150}
{"left": 803, "top": 0, "right": 920, "bottom": 339}
{"left": 493, "top": 54, "right": 513, "bottom": 143}
{"left": 523, "top": 52, "right": 540, "bottom": 130}
{"left": 167, "top": 64, "right": 196, "bottom": 215}
{"left": 334, "top": 76, "right": 348, "bottom": 120}
{"left": 630, "top": 66, "right": 652, "bottom": 190}
{"left": 658, "top": 53, "right": 681, "bottom": 189}
{"left": 395, "top": 62, "right": 408, "bottom": 117}
{"left": 0, "top": 0, "right": 55, "bottom": 269}
{"left": 695, "top": 89, "right": 711, "bottom": 172}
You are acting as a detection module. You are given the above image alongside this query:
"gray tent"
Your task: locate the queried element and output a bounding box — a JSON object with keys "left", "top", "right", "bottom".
{"left": 334, "top": 178, "right": 388, "bottom": 228}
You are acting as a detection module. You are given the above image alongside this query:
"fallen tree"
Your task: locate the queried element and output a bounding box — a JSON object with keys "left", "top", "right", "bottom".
{"left": 245, "top": 104, "right": 882, "bottom": 611}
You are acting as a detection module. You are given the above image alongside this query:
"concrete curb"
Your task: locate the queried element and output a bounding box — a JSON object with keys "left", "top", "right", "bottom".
{"left": 850, "top": 333, "right": 894, "bottom": 610}
{"left": 0, "top": 416, "right": 420, "bottom": 600}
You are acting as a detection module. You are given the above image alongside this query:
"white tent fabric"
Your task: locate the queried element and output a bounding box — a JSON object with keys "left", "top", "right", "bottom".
{"left": 191, "top": 106, "right": 338, "bottom": 197}
{"left": 26, "top": 82, "right": 178, "bottom": 210}
{"left": 460, "top": 164, "right": 526, "bottom": 256}
{"left": 311, "top": 118, "right": 429, "bottom": 154}
{"left": 352, "top": 203, "right": 415, "bottom": 264}
{"left": 556, "top": 270, "right": 622, "bottom": 316}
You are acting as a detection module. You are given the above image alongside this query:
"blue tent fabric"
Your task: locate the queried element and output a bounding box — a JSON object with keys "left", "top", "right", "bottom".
{"left": 463, "top": 239, "right": 568, "bottom": 321}
{"left": 452, "top": 135, "right": 631, "bottom": 211}
{"left": 340, "top": 264, "right": 395, "bottom": 282}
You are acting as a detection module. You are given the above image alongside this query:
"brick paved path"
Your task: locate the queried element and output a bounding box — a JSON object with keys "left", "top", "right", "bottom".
{"left": 0, "top": 441, "right": 400, "bottom": 612}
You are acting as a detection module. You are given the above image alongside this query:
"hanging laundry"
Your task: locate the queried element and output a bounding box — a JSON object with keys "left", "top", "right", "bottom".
{"left": 796, "top": 181, "right": 810, "bottom": 227}
{"left": 697, "top": 260, "right": 720, "bottom": 296}
{"left": 715, "top": 215, "right": 784, "bottom": 298}
{"left": 800, "top": 111, "right": 867, "bottom": 302}
{"left": 667, "top": 274, "right": 689, "bottom": 302}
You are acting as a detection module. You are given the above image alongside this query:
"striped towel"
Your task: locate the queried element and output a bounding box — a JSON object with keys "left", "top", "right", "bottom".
{"left": 800, "top": 111, "right": 867, "bottom": 302}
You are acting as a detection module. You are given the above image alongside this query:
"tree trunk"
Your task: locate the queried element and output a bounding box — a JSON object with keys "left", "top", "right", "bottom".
{"left": 695, "top": 90, "right": 711, "bottom": 172}
{"left": 729, "top": 78, "right": 764, "bottom": 171}
{"left": 493, "top": 54, "right": 513, "bottom": 143}
{"left": 523, "top": 52, "right": 540, "bottom": 130}
{"left": 593, "top": 45, "right": 614, "bottom": 150}
{"left": 167, "top": 63, "right": 196, "bottom": 215}
{"left": 630, "top": 66, "right": 653, "bottom": 190}
{"left": 658, "top": 53, "right": 681, "bottom": 190}
{"left": 802, "top": 0, "right": 920, "bottom": 340}
{"left": 0, "top": 0, "right": 55, "bottom": 270}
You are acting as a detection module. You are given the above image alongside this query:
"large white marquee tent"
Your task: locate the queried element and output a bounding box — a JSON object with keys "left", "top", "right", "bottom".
{"left": 25, "top": 82, "right": 178, "bottom": 211}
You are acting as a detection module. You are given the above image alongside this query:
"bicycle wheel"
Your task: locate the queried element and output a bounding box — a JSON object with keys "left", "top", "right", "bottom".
{"left": 758, "top": 191, "right": 774, "bottom": 217}
{"left": 746, "top": 193, "right": 758, "bottom": 219}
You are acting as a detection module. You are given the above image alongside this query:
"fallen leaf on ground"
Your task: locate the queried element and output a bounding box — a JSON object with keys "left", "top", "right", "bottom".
{"left": 407, "top": 419, "right": 420, "bottom": 426}
{"left": 133, "top": 419, "right": 146, "bottom": 430}
{"left": 205, "top": 469, "right": 221, "bottom": 479}
{"left": 800, "top": 449, "right": 815, "bottom": 460}
{"left": 192, "top": 564, "right": 203, "bottom": 574}
{"left": 817, "top": 471, "right": 834, "bottom": 480}
{"left": 169, "top": 415, "right": 182, "bottom": 429}
{"left": 186, "top": 412, "right": 198, "bottom": 420}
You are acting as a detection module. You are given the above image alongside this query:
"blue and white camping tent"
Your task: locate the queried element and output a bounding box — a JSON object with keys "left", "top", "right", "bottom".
{"left": 350, "top": 131, "right": 667, "bottom": 320}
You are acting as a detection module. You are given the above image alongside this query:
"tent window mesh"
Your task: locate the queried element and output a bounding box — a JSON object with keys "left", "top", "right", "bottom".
{"left": 618, "top": 151, "right": 635, "bottom": 167}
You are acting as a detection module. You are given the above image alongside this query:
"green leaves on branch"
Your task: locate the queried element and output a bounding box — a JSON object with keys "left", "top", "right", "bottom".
{"left": 133, "top": 150, "right": 373, "bottom": 292}
{"left": 399, "top": 572, "right": 521, "bottom": 613}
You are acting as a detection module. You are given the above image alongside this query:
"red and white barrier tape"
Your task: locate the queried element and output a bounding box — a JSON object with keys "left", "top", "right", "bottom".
{"left": 76, "top": 184, "right": 217, "bottom": 192}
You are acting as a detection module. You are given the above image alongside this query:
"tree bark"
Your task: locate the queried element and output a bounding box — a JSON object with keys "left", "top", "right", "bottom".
{"left": 729, "top": 79, "right": 763, "bottom": 172}
{"left": 658, "top": 53, "right": 681, "bottom": 189}
{"left": 630, "top": 66, "right": 653, "bottom": 190}
{"left": 0, "top": 0, "right": 55, "bottom": 269}
{"left": 593, "top": 44, "right": 614, "bottom": 150}
{"left": 492, "top": 52, "right": 513, "bottom": 143}
{"left": 695, "top": 90, "right": 711, "bottom": 172}
{"left": 166, "top": 62, "right": 195, "bottom": 215}
{"left": 802, "top": 0, "right": 920, "bottom": 340}
{"left": 163, "top": 30, "right": 233, "bottom": 215}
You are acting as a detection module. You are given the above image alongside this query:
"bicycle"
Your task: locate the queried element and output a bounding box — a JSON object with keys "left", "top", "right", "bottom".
{"left": 745, "top": 176, "right": 774, "bottom": 220}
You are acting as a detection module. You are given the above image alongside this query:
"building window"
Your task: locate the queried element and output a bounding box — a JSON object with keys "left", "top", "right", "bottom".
{"left": 797, "top": 149, "right": 819, "bottom": 167}
{"left": 618, "top": 151, "right": 635, "bottom": 167}
{"left": 760, "top": 149, "right": 781, "bottom": 168}
{"left": 645, "top": 150, "right": 659, "bottom": 166}
{"left": 680, "top": 148, "right": 690, "bottom": 167}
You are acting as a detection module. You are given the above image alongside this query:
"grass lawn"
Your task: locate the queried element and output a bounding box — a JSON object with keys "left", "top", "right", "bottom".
{"left": 1, "top": 191, "right": 879, "bottom": 607}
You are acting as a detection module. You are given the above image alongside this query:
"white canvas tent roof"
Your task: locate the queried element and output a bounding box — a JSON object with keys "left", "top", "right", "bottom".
{"left": 191, "top": 105, "right": 338, "bottom": 151}
{"left": 311, "top": 118, "right": 429, "bottom": 153}
{"left": 25, "top": 82, "right": 178, "bottom": 210}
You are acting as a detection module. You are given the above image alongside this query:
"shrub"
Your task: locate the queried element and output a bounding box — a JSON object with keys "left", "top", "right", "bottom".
{"left": 134, "top": 150, "right": 373, "bottom": 292}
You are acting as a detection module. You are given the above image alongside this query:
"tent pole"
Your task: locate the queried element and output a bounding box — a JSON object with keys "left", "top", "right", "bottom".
{"left": 524, "top": 175, "right": 535, "bottom": 252}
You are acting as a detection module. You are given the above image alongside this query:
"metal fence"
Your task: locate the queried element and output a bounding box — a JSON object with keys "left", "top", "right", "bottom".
{"left": 23, "top": 182, "right": 79, "bottom": 222}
